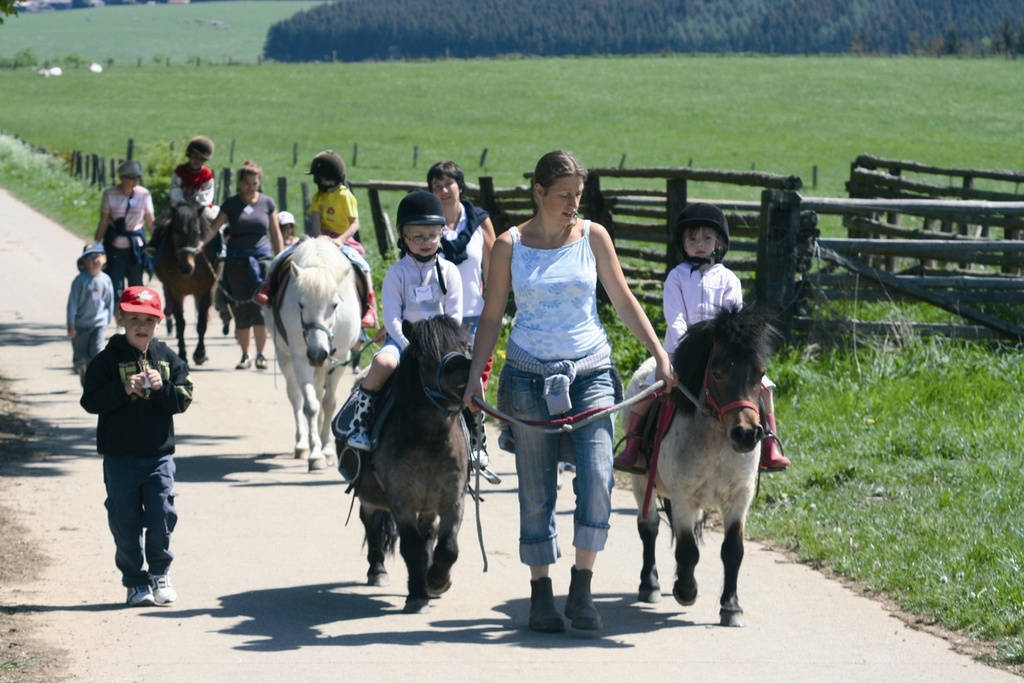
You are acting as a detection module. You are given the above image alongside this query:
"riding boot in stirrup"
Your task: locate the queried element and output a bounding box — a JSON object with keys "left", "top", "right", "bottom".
{"left": 564, "top": 566, "right": 602, "bottom": 630}
{"left": 613, "top": 408, "right": 648, "bottom": 473}
{"left": 529, "top": 577, "right": 565, "bottom": 633}
{"left": 759, "top": 412, "right": 791, "bottom": 472}
{"left": 346, "top": 387, "right": 376, "bottom": 452}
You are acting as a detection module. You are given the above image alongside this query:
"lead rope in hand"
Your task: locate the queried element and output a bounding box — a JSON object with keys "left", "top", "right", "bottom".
{"left": 472, "top": 379, "right": 668, "bottom": 433}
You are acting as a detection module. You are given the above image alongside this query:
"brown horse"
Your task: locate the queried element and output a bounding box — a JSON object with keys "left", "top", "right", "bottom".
{"left": 340, "top": 315, "right": 472, "bottom": 614}
{"left": 626, "top": 305, "right": 783, "bottom": 627}
{"left": 153, "top": 204, "right": 217, "bottom": 365}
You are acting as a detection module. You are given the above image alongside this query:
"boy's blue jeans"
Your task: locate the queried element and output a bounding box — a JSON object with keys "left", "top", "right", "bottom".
{"left": 498, "top": 364, "right": 620, "bottom": 567}
{"left": 103, "top": 454, "right": 177, "bottom": 588}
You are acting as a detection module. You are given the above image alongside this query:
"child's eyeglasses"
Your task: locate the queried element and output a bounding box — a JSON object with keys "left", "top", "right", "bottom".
{"left": 405, "top": 233, "right": 441, "bottom": 245}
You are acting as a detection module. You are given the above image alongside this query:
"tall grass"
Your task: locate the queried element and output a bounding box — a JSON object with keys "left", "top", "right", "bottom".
{"left": 757, "top": 336, "right": 1024, "bottom": 665}
{"left": 1, "top": 56, "right": 1022, "bottom": 214}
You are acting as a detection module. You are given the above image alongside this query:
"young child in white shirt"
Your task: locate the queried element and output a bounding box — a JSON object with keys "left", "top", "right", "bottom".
{"left": 343, "top": 190, "right": 462, "bottom": 451}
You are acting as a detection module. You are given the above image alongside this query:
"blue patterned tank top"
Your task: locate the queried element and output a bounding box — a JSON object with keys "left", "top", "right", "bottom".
{"left": 507, "top": 221, "right": 609, "bottom": 361}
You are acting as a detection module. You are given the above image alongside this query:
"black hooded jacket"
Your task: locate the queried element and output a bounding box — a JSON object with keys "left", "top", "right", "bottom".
{"left": 80, "top": 335, "right": 193, "bottom": 458}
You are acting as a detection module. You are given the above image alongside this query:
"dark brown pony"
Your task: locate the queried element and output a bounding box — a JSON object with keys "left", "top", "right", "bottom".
{"left": 625, "top": 305, "right": 783, "bottom": 626}
{"left": 344, "top": 315, "right": 472, "bottom": 614}
{"left": 153, "top": 203, "right": 217, "bottom": 365}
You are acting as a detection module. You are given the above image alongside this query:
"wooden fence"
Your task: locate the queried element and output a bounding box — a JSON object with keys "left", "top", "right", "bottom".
{"left": 21, "top": 132, "right": 1024, "bottom": 344}
{"left": 352, "top": 161, "right": 1024, "bottom": 343}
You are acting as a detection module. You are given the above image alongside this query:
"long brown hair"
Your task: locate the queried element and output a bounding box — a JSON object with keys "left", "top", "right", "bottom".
{"left": 532, "top": 150, "right": 587, "bottom": 192}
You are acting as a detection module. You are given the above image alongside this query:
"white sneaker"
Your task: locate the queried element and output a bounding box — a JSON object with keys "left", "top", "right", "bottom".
{"left": 127, "top": 585, "right": 155, "bottom": 607}
{"left": 150, "top": 575, "right": 177, "bottom": 605}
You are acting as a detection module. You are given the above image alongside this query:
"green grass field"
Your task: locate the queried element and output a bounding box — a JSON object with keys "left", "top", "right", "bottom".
{"left": 0, "top": 2, "right": 324, "bottom": 65}
{"left": 2, "top": 55, "right": 1023, "bottom": 205}
{"left": 2, "top": 39, "right": 1024, "bottom": 670}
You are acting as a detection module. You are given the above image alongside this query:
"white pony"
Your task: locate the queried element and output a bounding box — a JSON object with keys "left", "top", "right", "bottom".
{"left": 265, "top": 238, "right": 362, "bottom": 471}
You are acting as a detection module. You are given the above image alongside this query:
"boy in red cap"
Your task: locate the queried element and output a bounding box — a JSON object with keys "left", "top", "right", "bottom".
{"left": 81, "top": 286, "right": 194, "bottom": 607}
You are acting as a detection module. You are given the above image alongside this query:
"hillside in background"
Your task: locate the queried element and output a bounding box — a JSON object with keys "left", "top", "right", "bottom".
{"left": 265, "top": 0, "right": 1024, "bottom": 61}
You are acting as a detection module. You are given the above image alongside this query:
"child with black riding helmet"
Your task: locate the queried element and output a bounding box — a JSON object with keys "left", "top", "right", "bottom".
{"left": 80, "top": 286, "right": 194, "bottom": 607}
{"left": 342, "top": 190, "right": 462, "bottom": 452}
{"left": 612, "top": 202, "right": 791, "bottom": 474}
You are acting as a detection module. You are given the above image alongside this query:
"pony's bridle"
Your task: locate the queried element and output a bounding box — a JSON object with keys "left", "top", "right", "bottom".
{"left": 300, "top": 308, "right": 338, "bottom": 355}
{"left": 420, "top": 351, "right": 466, "bottom": 417}
{"left": 701, "top": 348, "right": 760, "bottom": 424}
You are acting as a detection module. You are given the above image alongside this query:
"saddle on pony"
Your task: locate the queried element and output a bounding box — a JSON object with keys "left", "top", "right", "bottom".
{"left": 330, "top": 379, "right": 487, "bottom": 490}
{"left": 267, "top": 247, "right": 376, "bottom": 344}
{"left": 616, "top": 394, "right": 676, "bottom": 475}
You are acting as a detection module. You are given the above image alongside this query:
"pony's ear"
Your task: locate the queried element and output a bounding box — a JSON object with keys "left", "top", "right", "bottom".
{"left": 290, "top": 262, "right": 306, "bottom": 279}
{"left": 402, "top": 319, "right": 414, "bottom": 342}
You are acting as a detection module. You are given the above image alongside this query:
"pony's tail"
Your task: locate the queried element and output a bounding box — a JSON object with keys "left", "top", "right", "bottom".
{"left": 367, "top": 509, "right": 398, "bottom": 558}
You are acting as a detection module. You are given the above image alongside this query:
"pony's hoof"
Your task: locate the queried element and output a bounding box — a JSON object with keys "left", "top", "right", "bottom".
{"left": 720, "top": 609, "right": 745, "bottom": 627}
{"left": 403, "top": 598, "right": 431, "bottom": 614}
{"left": 367, "top": 571, "right": 390, "bottom": 587}
{"left": 426, "top": 577, "right": 452, "bottom": 598}
{"left": 638, "top": 587, "right": 662, "bottom": 604}
{"left": 193, "top": 352, "right": 208, "bottom": 366}
{"left": 308, "top": 457, "right": 328, "bottom": 472}
{"left": 673, "top": 582, "right": 698, "bottom": 607}
{"left": 294, "top": 448, "right": 310, "bottom": 460}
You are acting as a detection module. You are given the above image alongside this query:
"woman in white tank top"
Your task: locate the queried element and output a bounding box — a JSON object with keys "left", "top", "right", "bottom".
{"left": 464, "top": 151, "right": 674, "bottom": 633}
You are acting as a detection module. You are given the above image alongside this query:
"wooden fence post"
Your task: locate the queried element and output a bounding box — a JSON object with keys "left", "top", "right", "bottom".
{"left": 126, "top": 138, "right": 134, "bottom": 161}
{"left": 665, "top": 178, "right": 688, "bottom": 273}
{"left": 368, "top": 188, "right": 396, "bottom": 257}
{"left": 582, "top": 174, "right": 612, "bottom": 302}
{"left": 300, "top": 182, "right": 312, "bottom": 236}
{"left": 477, "top": 176, "right": 506, "bottom": 235}
{"left": 755, "top": 189, "right": 802, "bottom": 340}
{"left": 582, "top": 174, "right": 612, "bottom": 238}
{"left": 219, "top": 168, "right": 234, "bottom": 205}
{"left": 277, "top": 177, "right": 287, "bottom": 211}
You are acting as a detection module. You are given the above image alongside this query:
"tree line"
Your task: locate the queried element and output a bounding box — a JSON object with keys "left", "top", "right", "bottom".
{"left": 263, "top": 0, "right": 1024, "bottom": 62}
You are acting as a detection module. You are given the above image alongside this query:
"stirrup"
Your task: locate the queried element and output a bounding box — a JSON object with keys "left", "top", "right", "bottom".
{"left": 338, "top": 447, "right": 362, "bottom": 483}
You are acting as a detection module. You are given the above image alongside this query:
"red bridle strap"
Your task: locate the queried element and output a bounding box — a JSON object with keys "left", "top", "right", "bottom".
{"left": 702, "top": 353, "right": 760, "bottom": 425}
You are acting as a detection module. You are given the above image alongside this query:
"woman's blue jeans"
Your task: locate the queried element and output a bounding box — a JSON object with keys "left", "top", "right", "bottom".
{"left": 498, "top": 364, "right": 620, "bottom": 567}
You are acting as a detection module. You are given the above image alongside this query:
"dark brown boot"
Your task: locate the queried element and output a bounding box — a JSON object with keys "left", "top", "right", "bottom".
{"left": 529, "top": 577, "right": 565, "bottom": 633}
{"left": 564, "top": 566, "right": 602, "bottom": 630}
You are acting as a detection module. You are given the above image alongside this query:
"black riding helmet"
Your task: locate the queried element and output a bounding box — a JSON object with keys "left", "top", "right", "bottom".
{"left": 307, "top": 150, "right": 347, "bottom": 184}
{"left": 186, "top": 136, "right": 214, "bottom": 160}
{"left": 672, "top": 202, "right": 730, "bottom": 266}
{"left": 396, "top": 191, "right": 448, "bottom": 290}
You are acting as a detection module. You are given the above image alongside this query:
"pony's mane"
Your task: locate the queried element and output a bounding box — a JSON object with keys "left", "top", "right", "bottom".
{"left": 292, "top": 239, "right": 351, "bottom": 301}
{"left": 670, "top": 306, "right": 781, "bottom": 413}
{"left": 392, "top": 316, "right": 469, "bottom": 402}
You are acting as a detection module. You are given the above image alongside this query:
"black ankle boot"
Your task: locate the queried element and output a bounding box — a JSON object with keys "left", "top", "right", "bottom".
{"left": 529, "top": 577, "right": 565, "bottom": 633}
{"left": 564, "top": 566, "right": 602, "bottom": 630}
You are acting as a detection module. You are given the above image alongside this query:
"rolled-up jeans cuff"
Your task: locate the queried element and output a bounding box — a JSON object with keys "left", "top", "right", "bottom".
{"left": 572, "top": 523, "right": 609, "bottom": 553}
{"left": 519, "top": 537, "right": 561, "bottom": 567}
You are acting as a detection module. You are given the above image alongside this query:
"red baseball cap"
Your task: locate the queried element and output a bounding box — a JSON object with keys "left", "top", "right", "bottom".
{"left": 119, "top": 286, "right": 165, "bottom": 320}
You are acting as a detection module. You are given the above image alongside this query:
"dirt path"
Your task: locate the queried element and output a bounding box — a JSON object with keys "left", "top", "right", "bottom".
{"left": 0, "top": 187, "right": 1019, "bottom": 683}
